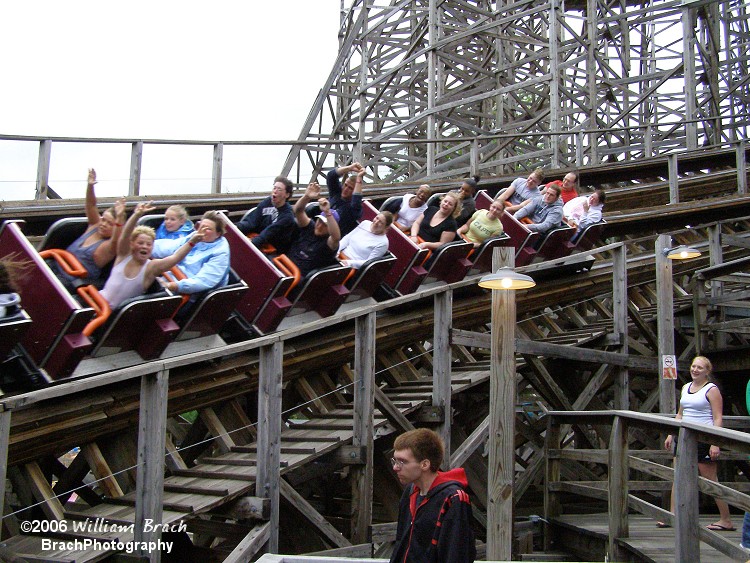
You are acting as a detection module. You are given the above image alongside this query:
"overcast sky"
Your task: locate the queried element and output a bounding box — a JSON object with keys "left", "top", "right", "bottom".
{"left": 0, "top": 1, "right": 341, "bottom": 200}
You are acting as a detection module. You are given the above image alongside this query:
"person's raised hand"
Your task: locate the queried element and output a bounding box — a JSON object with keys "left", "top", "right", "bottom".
{"left": 113, "top": 198, "right": 127, "bottom": 220}
{"left": 88, "top": 168, "right": 97, "bottom": 186}
{"left": 318, "top": 197, "right": 330, "bottom": 213}
{"left": 305, "top": 182, "right": 321, "bottom": 200}
{"left": 134, "top": 201, "right": 156, "bottom": 216}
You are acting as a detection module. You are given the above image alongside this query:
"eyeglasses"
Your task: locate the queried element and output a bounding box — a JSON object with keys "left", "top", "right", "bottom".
{"left": 391, "top": 457, "right": 416, "bottom": 468}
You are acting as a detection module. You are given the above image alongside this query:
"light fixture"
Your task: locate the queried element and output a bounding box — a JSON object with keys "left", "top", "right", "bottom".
{"left": 664, "top": 245, "right": 701, "bottom": 260}
{"left": 478, "top": 268, "right": 536, "bottom": 290}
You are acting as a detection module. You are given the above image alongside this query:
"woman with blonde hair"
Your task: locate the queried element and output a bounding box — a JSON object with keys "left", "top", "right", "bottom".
{"left": 410, "top": 191, "right": 462, "bottom": 251}
{"left": 659, "top": 356, "right": 734, "bottom": 531}
{"left": 155, "top": 204, "right": 194, "bottom": 240}
{"left": 99, "top": 202, "right": 204, "bottom": 309}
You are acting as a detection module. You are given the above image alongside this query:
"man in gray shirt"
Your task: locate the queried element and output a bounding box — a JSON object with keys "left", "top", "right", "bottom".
{"left": 514, "top": 183, "right": 563, "bottom": 236}
{"left": 494, "top": 168, "right": 545, "bottom": 212}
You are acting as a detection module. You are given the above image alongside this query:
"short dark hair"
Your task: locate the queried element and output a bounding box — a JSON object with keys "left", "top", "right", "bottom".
{"left": 462, "top": 175, "right": 480, "bottom": 191}
{"left": 275, "top": 176, "right": 294, "bottom": 197}
{"left": 595, "top": 188, "right": 606, "bottom": 203}
{"left": 393, "top": 428, "right": 444, "bottom": 472}
{"left": 546, "top": 184, "right": 561, "bottom": 197}
{"left": 200, "top": 210, "right": 226, "bottom": 236}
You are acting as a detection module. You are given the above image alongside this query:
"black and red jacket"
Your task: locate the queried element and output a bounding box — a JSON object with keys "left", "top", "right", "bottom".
{"left": 389, "top": 468, "right": 476, "bottom": 563}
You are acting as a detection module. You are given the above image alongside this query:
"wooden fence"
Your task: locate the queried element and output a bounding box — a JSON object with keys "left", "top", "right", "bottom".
{"left": 545, "top": 410, "right": 750, "bottom": 562}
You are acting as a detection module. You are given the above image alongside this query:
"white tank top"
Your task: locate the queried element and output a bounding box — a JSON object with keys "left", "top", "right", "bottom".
{"left": 100, "top": 255, "right": 148, "bottom": 309}
{"left": 680, "top": 381, "right": 717, "bottom": 426}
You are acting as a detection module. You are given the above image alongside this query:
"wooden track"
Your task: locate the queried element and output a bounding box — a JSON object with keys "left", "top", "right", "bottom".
{"left": 1, "top": 369, "right": 490, "bottom": 560}
{"left": 2, "top": 158, "right": 750, "bottom": 560}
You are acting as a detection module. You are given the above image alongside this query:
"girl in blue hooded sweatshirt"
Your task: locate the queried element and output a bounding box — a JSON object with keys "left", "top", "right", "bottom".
{"left": 155, "top": 205, "right": 194, "bottom": 240}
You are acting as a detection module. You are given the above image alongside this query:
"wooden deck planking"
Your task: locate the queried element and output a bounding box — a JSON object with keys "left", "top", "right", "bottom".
{"left": 553, "top": 513, "right": 743, "bottom": 562}
{"left": 7, "top": 367, "right": 489, "bottom": 561}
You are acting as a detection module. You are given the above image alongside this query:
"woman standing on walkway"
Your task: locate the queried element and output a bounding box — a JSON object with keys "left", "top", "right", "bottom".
{"left": 660, "top": 356, "right": 734, "bottom": 531}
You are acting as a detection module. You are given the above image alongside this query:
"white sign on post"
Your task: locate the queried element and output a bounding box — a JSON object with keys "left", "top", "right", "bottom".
{"left": 662, "top": 354, "right": 677, "bottom": 380}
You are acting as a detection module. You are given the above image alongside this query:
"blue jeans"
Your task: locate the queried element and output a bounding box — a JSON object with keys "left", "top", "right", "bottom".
{"left": 742, "top": 512, "right": 750, "bottom": 548}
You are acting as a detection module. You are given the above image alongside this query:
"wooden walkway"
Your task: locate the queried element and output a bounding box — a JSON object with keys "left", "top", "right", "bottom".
{"left": 2, "top": 370, "right": 490, "bottom": 561}
{"left": 553, "top": 513, "right": 747, "bottom": 562}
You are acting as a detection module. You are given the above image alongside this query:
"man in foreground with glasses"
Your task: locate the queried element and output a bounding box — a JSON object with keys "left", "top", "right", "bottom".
{"left": 389, "top": 428, "right": 475, "bottom": 562}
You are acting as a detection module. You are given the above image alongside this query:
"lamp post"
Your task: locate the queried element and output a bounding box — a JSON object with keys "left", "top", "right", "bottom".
{"left": 655, "top": 235, "right": 702, "bottom": 414}
{"left": 479, "top": 248, "right": 535, "bottom": 561}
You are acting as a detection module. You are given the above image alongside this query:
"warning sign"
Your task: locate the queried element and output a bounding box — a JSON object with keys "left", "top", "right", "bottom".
{"left": 662, "top": 354, "right": 678, "bottom": 380}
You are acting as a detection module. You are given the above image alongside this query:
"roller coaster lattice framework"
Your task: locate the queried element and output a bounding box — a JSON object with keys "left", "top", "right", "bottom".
{"left": 282, "top": 0, "right": 750, "bottom": 185}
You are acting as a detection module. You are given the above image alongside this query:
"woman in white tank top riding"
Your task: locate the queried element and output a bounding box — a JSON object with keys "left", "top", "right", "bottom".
{"left": 658, "top": 356, "right": 734, "bottom": 531}
{"left": 100, "top": 202, "right": 204, "bottom": 309}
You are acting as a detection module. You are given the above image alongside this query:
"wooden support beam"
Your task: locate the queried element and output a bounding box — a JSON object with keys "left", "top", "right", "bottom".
{"left": 674, "top": 427, "right": 700, "bottom": 561}
{"left": 279, "top": 478, "right": 351, "bottom": 548}
{"left": 129, "top": 141, "right": 143, "bottom": 197}
{"left": 654, "top": 235, "right": 677, "bottom": 414}
{"left": 572, "top": 365, "right": 612, "bottom": 411}
{"left": 454, "top": 328, "right": 662, "bottom": 370}
{"left": 450, "top": 416, "right": 488, "bottom": 469}
{"left": 212, "top": 142, "right": 223, "bottom": 194}
{"left": 487, "top": 246, "right": 514, "bottom": 561}
{"left": 351, "top": 312, "right": 375, "bottom": 544}
{"left": 721, "top": 234, "right": 750, "bottom": 250}
{"left": 134, "top": 369, "right": 169, "bottom": 562}
{"left": 257, "top": 342, "right": 283, "bottom": 554}
{"left": 522, "top": 356, "right": 574, "bottom": 411}
{"left": 294, "top": 377, "right": 330, "bottom": 414}
{"left": 164, "top": 433, "right": 188, "bottom": 471}
{"left": 544, "top": 420, "right": 561, "bottom": 550}
{"left": 52, "top": 449, "right": 97, "bottom": 506}
{"left": 737, "top": 140, "right": 748, "bottom": 194}
{"left": 613, "top": 244, "right": 629, "bottom": 409}
{"left": 608, "top": 416, "right": 629, "bottom": 560}
{"left": 223, "top": 522, "right": 271, "bottom": 563}
{"left": 23, "top": 462, "right": 65, "bottom": 521}
{"left": 373, "top": 387, "right": 415, "bottom": 433}
{"left": 433, "top": 290, "right": 453, "bottom": 454}
{"left": 516, "top": 338, "right": 659, "bottom": 369}
{"left": 451, "top": 328, "right": 490, "bottom": 349}
{"left": 220, "top": 399, "right": 256, "bottom": 443}
{"left": 200, "top": 407, "right": 236, "bottom": 454}
{"left": 82, "top": 443, "right": 124, "bottom": 498}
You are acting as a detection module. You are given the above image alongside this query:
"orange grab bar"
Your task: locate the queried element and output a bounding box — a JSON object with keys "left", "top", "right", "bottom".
{"left": 501, "top": 200, "right": 532, "bottom": 223}
{"left": 247, "top": 233, "right": 276, "bottom": 254}
{"left": 337, "top": 252, "right": 356, "bottom": 285}
{"left": 162, "top": 266, "right": 191, "bottom": 315}
{"left": 77, "top": 285, "right": 112, "bottom": 337}
{"left": 272, "top": 255, "right": 301, "bottom": 296}
{"left": 39, "top": 248, "right": 88, "bottom": 278}
{"left": 412, "top": 236, "right": 433, "bottom": 266}
{"left": 459, "top": 233, "right": 475, "bottom": 258}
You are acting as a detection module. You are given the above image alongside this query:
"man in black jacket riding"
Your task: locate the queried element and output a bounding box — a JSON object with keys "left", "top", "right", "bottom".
{"left": 389, "top": 428, "right": 475, "bottom": 563}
